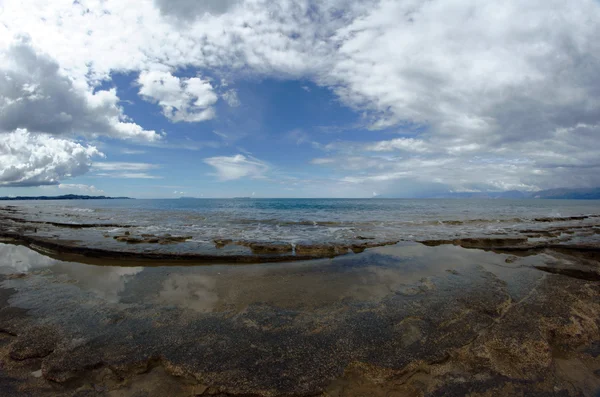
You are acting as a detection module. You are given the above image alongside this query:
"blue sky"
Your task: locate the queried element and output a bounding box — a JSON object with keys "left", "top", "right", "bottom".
{"left": 88, "top": 76, "right": 392, "bottom": 198}
{"left": 1, "top": 0, "right": 600, "bottom": 198}
{"left": 49, "top": 75, "right": 405, "bottom": 198}
{"left": 2, "top": 71, "right": 405, "bottom": 198}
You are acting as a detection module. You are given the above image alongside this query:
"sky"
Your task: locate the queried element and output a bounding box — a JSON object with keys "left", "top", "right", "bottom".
{"left": 1, "top": 0, "right": 600, "bottom": 198}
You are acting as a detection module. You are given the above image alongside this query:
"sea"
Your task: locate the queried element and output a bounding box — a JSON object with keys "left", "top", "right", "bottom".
{"left": 6, "top": 198, "right": 600, "bottom": 246}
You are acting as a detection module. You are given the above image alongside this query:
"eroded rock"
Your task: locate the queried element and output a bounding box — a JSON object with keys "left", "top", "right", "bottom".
{"left": 244, "top": 242, "right": 293, "bottom": 254}
{"left": 419, "top": 237, "right": 528, "bottom": 249}
{"left": 0, "top": 245, "right": 598, "bottom": 396}
{"left": 295, "top": 243, "right": 350, "bottom": 257}
{"left": 113, "top": 234, "right": 192, "bottom": 245}
{"left": 9, "top": 326, "right": 59, "bottom": 361}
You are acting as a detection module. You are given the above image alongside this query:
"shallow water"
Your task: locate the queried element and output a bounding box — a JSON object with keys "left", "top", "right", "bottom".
{"left": 0, "top": 241, "right": 598, "bottom": 396}
{"left": 4, "top": 199, "right": 600, "bottom": 256}
{"left": 0, "top": 241, "right": 546, "bottom": 313}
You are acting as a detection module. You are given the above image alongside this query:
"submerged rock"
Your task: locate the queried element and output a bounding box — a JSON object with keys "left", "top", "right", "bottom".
{"left": 419, "top": 237, "right": 529, "bottom": 249}
{"left": 213, "top": 238, "right": 233, "bottom": 249}
{"left": 0, "top": 243, "right": 598, "bottom": 396}
{"left": 9, "top": 326, "right": 59, "bottom": 361}
{"left": 244, "top": 242, "right": 293, "bottom": 254}
{"left": 295, "top": 243, "right": 350, "bottom": 257}
{"left": 350, "top": 240, "right": 399, "bottom": 253}
{"left": 113, "top": 234, "right": 192, "bottom": 245}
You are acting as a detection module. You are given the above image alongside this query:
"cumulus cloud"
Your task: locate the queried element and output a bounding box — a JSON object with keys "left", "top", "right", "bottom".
{"left": 155, "top": 0, "right": 240, "bottom": 19}
{"left": 138, "top": 70, "right": 218, "bottom": 123}
{"left": 328, "top": 1, "right": 600, "bottom": 127}
{"left": 0, "top": 129, "right": 102, "bottom": 187}
{"left": 58, "top": 184, "right": 105, "bottom": 195}
{"left": 2, "top": 0, "right": 600, "bottom": 192}
{"left": 313, "top": 123, "right": 600, "bottom": 193}
{"left": 0, "top": 37, "right": 161, "bottom": 142}
{"left": 0, "top": 0, "right": 355, "bottom": 82}
{"left": 204, "top": 154, "right": 269, "bottom": 180}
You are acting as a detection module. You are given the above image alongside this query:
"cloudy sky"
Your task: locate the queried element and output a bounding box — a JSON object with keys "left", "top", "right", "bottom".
{"left": 1, "top": 0, "right": 599, "bottom": 198}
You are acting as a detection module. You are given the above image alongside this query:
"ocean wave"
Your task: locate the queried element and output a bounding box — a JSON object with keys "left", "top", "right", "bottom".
{"left": 5, "top": 201, "right": 600, "bottom": 250}
{"left": 61, "top": 207, "right": 96, "bottom": 213}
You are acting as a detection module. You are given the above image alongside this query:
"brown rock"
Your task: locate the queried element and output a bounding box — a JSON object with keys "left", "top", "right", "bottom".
{"left": 9, "top": 326, "right": 59, "bottom": 361}
{"left": 295, "top": 244, "right": 349, "bottom": 257}
{"left": 213, "top": 239, "right": 233, "bottom": 249}
{"left": 246, "top": 242, "right": 293, "bottom": 254}
{"left": 113, "top": 234, "right": 191, "bottom": 245}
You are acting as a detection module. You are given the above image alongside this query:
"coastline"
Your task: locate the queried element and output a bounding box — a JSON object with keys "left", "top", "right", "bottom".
{"left": 0, "top": 203, "right": 598, "bottom": 396}
{"left": 0, "top": 241, "right": 598, "bottom": 396}
{"left": 2, "top": 204, "right": 600, "bottom": 268}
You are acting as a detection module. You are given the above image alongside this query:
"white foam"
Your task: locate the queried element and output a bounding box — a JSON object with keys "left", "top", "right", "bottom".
{"left": 61, "top": 207, "right": 96, "bottom": 213}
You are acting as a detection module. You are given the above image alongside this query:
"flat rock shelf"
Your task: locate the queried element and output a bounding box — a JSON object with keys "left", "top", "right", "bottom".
{"left": 0, "top": 238, "right": 599, "bottom": 396}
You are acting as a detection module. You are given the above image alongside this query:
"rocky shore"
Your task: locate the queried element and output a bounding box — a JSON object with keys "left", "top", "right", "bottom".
{"left": 0, "top": 205, "right": 406, "bottom": 264}
{"left": 1, "top": 205, "right": 600, "bottom": 265}
{"left": 0, "top": 204, "right": 599, "bottom": 395}
{"left": 0, "top": 238, "right": 598, "bottom": 396}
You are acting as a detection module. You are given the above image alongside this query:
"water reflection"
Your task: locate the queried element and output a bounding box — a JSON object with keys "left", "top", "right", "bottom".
{"left": 1, "top": 242, "right": 548, "bottom": 313}
{"left": 52, "top": 263, "right": 143, "bottom": 302}
{"left": 0, "top": 243, "right": 56, "bottom": 273}
{"left": 144, "top": 242, "right": 545, "bottom": 313}
{"left": 158, "top": 274, "right": 218, "bottom": 312}
{"left": 0, "top": 243, "right": 143, "bottom": 302}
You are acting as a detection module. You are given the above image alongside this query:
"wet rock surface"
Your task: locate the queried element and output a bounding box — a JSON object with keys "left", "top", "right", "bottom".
{"left": 113, "top": 233, "right": 193, "bottom": 245}
{"left": 0, "top": 206, "right": 404, "bottom": 264}
{"left": 0, "top": 241, "right": 598, "bottom": 396}
{"left": 419, "top": 237, "right": 530, "bottom": 248}
{"left": 2, "top": 204, "right": 600, "bottom": 265}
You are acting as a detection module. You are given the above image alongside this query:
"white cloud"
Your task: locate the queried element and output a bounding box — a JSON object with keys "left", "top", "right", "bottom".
{"left": 121, "top": 149, "right": 146, "bottom": 155}
{"left": 138, "top": 70, "right": 218, "bottom": 122}
{"left": 58, "top": 184, "right": 105, "bottom": 194}
{"left": 311, "top": 120, "right": 600, "bottom": 193}
{"left": 0, "top": 0, "right": 354, "bottom": 84}
{"left": 94, "top": 172, "right": 162, "bottom": 179}
{"left": 111, "top": 173, "right": 162, "bottom": 179}
{"left": 0, "top": 36, "right": 161, "bottom": 142}
{"left": 154, "top": 0, "right": 240, "bottom": 20}
{"left": 328, "top": 0, "right": 600, "bottom": 132}
{"left": 92, "top": 162, "right": 161, "bottom": 179}
{"left": 0, "top": 129, "right": 102, "bottom": 187}
{"left": 365, "top": 138, "right": 430, "bottom": 153}
{"left": 1, "top": 0, "right": 600, "bottom": 192}
{"left": 93, "top": 162, "right": 158, "bottom": 171}
{"left": 221, "top": 89, "right": 240, "bottom": 107}
{"left": 204, "top": 154, "right": 269, "bottom": 181}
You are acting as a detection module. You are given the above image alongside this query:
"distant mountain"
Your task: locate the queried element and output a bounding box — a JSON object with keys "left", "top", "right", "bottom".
{"left": 0, "top": 194, "right": 132, "bottom": 201}
{"left": 433, "top": 188, "right": 600, "bottom": 199}
{"left": 437, "top": 190, "right": 529, "bottom": 199}
{"left": 530, "top": 187, "right": 600, "bottom": 199}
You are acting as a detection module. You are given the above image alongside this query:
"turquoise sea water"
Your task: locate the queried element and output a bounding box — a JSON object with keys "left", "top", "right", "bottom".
{"left": 7, "top": 198, "right": 600, "bottom": 245}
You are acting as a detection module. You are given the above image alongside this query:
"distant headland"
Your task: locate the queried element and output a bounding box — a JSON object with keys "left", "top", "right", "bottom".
{"left": 434, "top": 187, "right": 600, "bottom": 200}
{"left": 0, "top": 194, "right": 132, "bottom": 201}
